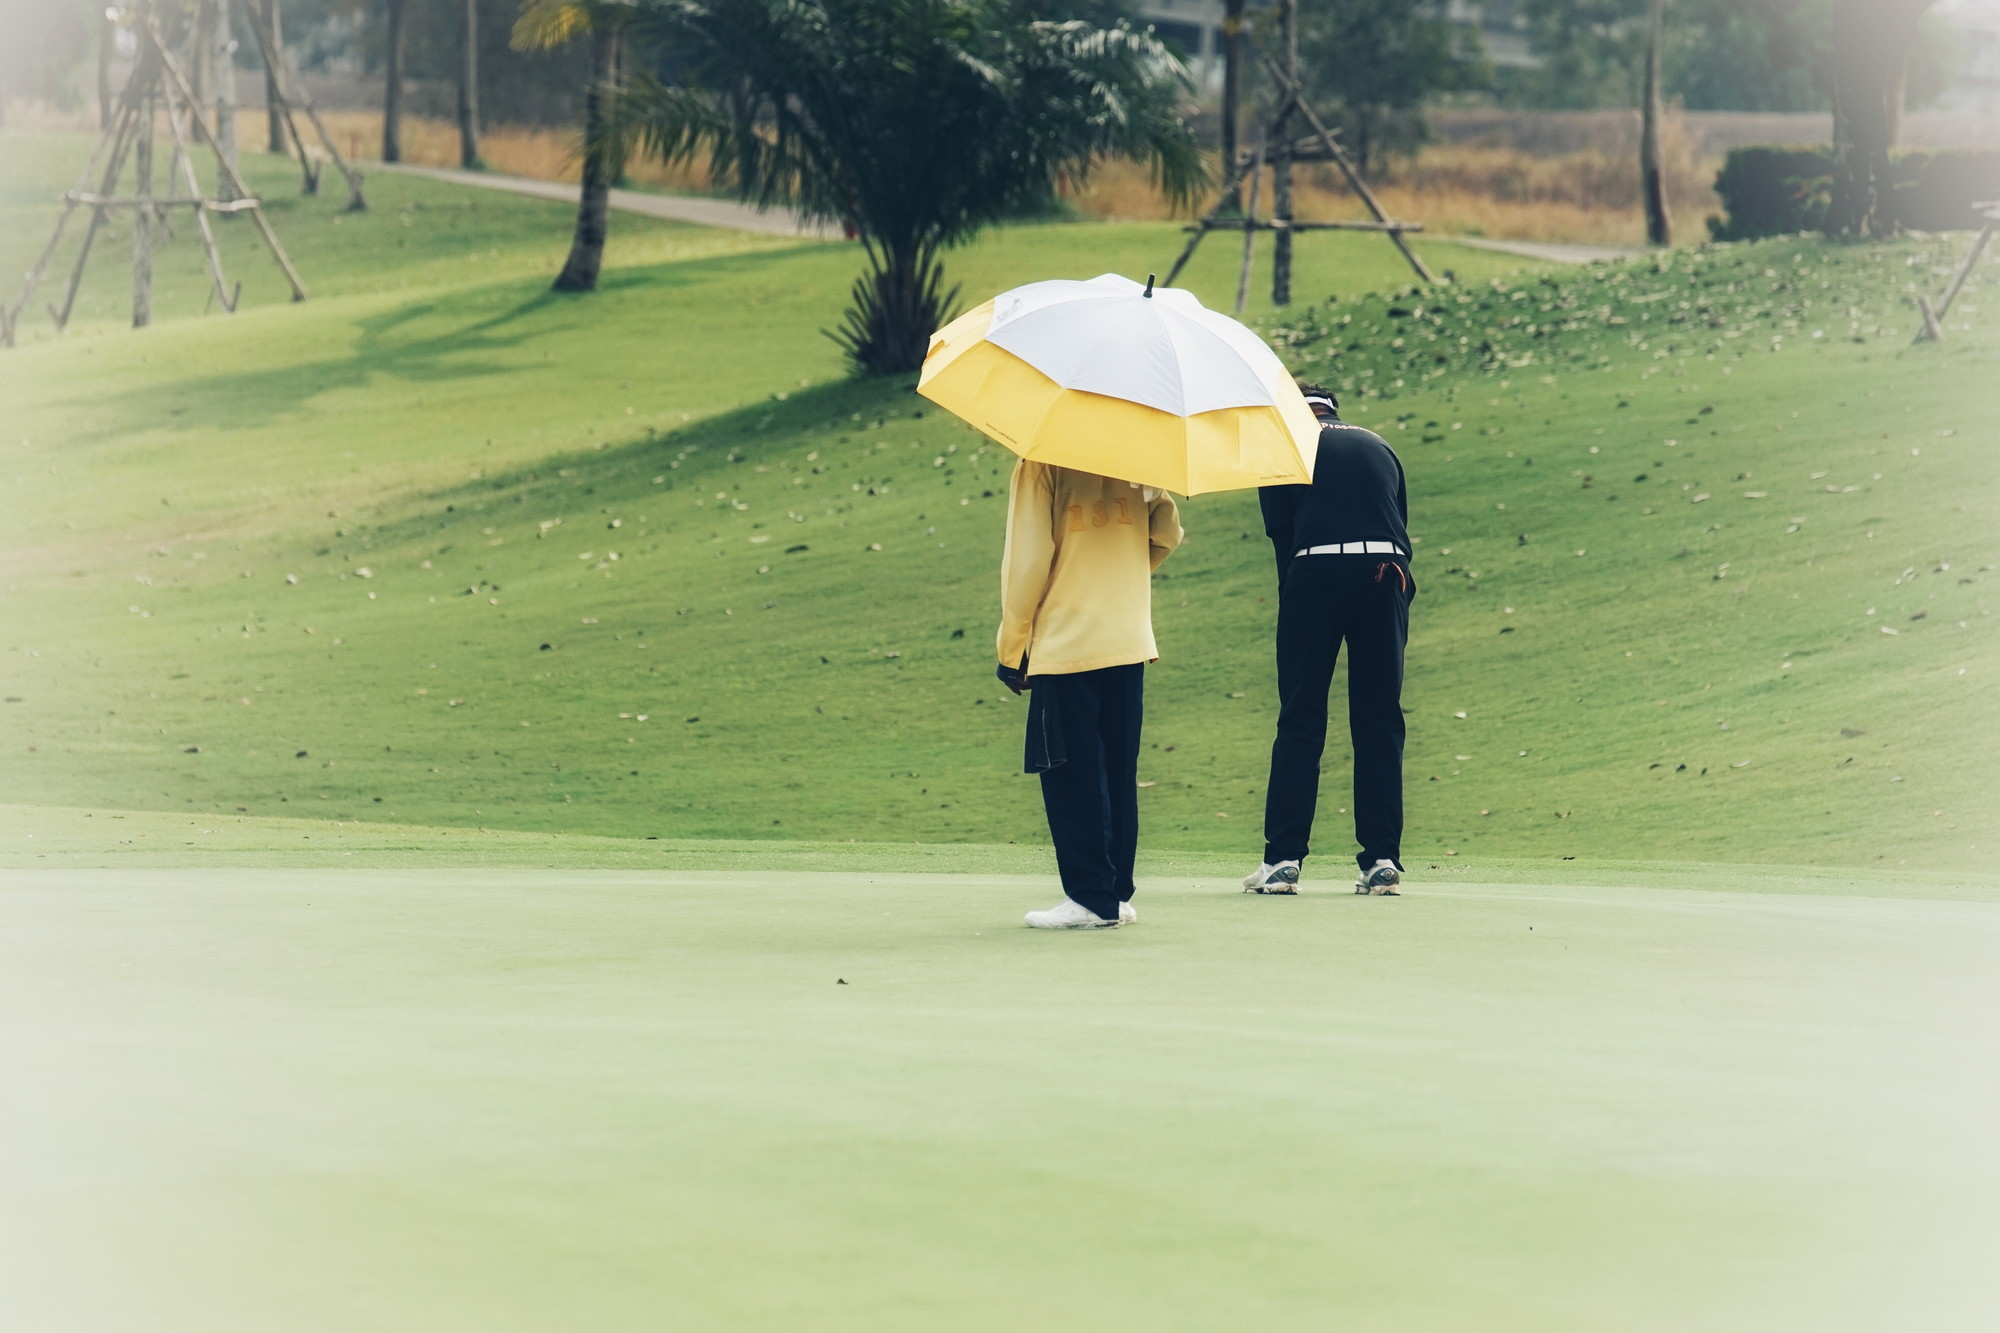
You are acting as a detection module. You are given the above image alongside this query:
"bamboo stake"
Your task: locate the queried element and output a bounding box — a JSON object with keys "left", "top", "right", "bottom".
{"left": 67, "top": 192, "right": 263, "bottom": 210}
{"left": 1189, "top": 218, "right": 1425, "bottom": 234}
{"left": 133, "top": 93, "right": 155, "bottom": 329}
{"left": 1161, "top": 111, "right": 1288, "bottom": 291}
{"left": 236, "top": 0, "right": 367, "bottom": 210}
{"left": 240, "top": 0, "right": 320, "bottom": 195}
{"left": 285, "top": 97, "right": 321, "bottom": 194}
{"left": 147, "top": 16, "right": 309, "bottom": 301}
{"left": 1255, "top": 44, "right": 1435, "bottom": 284}
{"left": 1914, "top": 213, "right": 1997, "bottom": 342}
{"left": 54, "top": 95, "right": 148, "bottom": 332}
{"left": 294, "top": 96, "right": 366, "bottom": 210}
{"left": 1916, "top": 294, "right": 1944, "bottom": 343}
{"left": 1162, "top": 150, "right": 1251, "bottom": 289}
{"left": 1933, "top": 224, "right": 1994, "bottom": 323}
{"left": 157, "top": 39, "right": 237, "bottom": 314}
{"left": 1236, "top": 133, "right": 1265, "bottom": 316}
{"left": 4, "top": 97, "right": 137, "bottom": 344}
{"left": 1159, "top": 49, "right": 1425, "bottom": 295}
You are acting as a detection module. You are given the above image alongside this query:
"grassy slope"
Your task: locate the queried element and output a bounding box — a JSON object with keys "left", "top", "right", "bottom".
{"left": 2, "top": 132, "right": 1997, "bottom": 874}
{"left": 5, "top": 135, "right": 1999, "bottom": 1332}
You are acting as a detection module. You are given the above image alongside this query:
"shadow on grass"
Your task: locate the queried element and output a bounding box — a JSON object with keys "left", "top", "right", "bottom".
{"left": 359, "top": 371, "right": 924, "bottom": 550}
{"left": 53, "top": 245, "right": 856, "bottom": 446}
{"left": 51, "top": 291, "right": 578, "bottom": 449}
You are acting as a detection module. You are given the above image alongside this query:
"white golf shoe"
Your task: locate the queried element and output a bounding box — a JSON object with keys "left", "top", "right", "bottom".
{"left": 1242, "top": 860, "right": 1302, "bottom": 894}
{"left": 1118, "top": 901, "right": 1137, "bottom": 924}
{"left": 1355, "top": 861, "right": 1402, "bottom": 895}
{"left": 1024, "top": 899, "right": 1119, "bottom": 929}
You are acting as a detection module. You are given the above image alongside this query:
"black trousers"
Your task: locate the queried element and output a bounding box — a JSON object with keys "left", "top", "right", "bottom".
{"left": 1025, "top": 663, "right": 1144, "bottom": 921}
{"left": 1263, "top": 557, "right": 1410, "bottom": 871}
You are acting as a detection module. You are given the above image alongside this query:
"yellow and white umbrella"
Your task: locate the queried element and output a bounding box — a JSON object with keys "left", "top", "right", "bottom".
{"left": 916, "top": 272, "right": 1318, "bottom": 494}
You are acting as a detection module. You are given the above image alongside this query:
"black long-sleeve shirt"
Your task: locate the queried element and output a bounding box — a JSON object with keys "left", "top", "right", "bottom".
{"left": 1258, "top": 417, "right": 1411, "bottom": 588}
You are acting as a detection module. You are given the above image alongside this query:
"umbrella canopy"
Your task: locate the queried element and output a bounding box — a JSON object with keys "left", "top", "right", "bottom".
{"left": 916, "top": 273, "right": 1318, "bottom": 495}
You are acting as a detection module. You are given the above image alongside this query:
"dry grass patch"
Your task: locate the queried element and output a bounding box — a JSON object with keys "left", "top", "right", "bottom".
{"left": 311, "top": 111, "right": 1720, "bottom": 246}
{"left": 314, "top": 111, "right": 722, "bottom": 195}
{"left": 1071, "top": 123, "right": 1717, "bottom": 247}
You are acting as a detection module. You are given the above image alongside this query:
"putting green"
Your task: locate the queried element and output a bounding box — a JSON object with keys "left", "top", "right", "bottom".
{"left": 4, "top": 864, "right": 1995, "bottom": 1330}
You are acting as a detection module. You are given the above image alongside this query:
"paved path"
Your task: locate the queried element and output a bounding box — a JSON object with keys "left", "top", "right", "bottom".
{"left": 374, "top": 162, "right": 1633, "bottom": 263}
{"left": 371, "top": 161, "right": 843, "bottom": 239}
{"left": 1447, "top": 235, "right": 1636, "bottom": 265}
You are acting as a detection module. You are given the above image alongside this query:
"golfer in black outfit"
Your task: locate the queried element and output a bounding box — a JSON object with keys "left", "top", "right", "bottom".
{"left": 1243, "top": 385, "right": 1415, "bottom": 897}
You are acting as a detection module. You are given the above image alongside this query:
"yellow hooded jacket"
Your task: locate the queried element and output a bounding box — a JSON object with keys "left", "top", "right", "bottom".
{"left": 997, "top": 460, "right": 1183, "bottom": 678}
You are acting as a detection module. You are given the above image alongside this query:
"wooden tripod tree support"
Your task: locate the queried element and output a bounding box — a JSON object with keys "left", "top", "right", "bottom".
{"left": 1162, "top": 31, "right": 1435, "bottom": 301}
{"left": 1913, "top": 202, "right": 1998, "bottom": 344}
{"left": 234, "top": 0, "right": 368, "bottom": 211}
{"left": 1235, "top": 132, "right": 1266, "bottom": 315}
{"left": 1, "top": 5, "right": 307, "bottom": 348}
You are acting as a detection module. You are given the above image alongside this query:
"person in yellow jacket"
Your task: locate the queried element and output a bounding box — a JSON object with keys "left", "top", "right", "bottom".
{"left": 996, "top": 459, "right": 1183, "bottom": 929}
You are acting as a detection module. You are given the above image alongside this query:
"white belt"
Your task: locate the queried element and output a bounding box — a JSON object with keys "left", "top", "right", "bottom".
{"left": 1297, "top": 541, "right": 1405, "bottom": 556}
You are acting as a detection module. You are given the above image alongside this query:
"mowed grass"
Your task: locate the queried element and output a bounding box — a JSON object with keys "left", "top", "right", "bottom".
{"left": 1, "top": 130, "right": 1997, "bottom": 875}
{"left": 4, "top": 866, "right": 1998, "bottom": 1331}
{"left": 5, "top": 132, "right": 2000, "bottom": 1332}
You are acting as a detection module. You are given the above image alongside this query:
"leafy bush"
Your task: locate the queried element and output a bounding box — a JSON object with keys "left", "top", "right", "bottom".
{"left": 1708, "top": 147, "right": 1834, "bottom": 241}
{"left": 1892, "top": 150, "right": 2000, "bottom": 231}
{"left": 1712, "top": 146, "right": 2000, "bottom": 240}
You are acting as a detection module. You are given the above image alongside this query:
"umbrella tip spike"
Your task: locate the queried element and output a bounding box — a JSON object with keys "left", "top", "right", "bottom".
{"left": 1143, "top": 273, "right": 1156, "bottom": 298}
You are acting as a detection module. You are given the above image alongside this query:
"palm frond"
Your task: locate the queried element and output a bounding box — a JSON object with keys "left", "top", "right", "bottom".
{"left": 617, "top": 0, "right": 1206, "bottom": 370}
{"left": 512, "top": 0, "right": 592, "bottom": 50}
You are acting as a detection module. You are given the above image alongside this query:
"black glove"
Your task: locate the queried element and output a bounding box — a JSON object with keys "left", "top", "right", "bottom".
{"left": 996, "top": 658, "right": 1029, "bottom": 694}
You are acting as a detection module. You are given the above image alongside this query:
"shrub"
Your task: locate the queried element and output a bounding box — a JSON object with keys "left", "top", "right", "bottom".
{"left": 1891, "top": 150, "right": 2000, "bottom": 231}
{"left": 1712, "top": 145, "right": 2000, "bottom": 240}
{"left": 1708, "top": 146, "right": 1833, "bottom": 241}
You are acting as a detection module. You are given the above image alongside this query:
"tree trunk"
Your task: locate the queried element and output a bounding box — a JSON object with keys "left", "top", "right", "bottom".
{"left": 1886, "top": 46, "right": 1908, "bottom": 150}
{"left": 1270, "top": 0, "right": 1296, "bottom": 307}
{"left": 553, "top": 24, "right": 620, "bottom": 294}
{"left": 1827, "top": 0, "right": 1934, "bottom": 239}
{"left": 1829, "top": 55, "right": 1892, "bottom": 237}
{"left": 192, "top": 2, "right": 211, "bottom": 110}
{"left": 1640, "top": 0, "right": 1672, "bottom": 248}
{"left": 98, "top": 8, "right": 115, "bottom": 128}
{"left": 457, "top": 0, "right": 481, "bottom": 168}
{"left": 383, "top": 0, "right": 406, "bottom": 164}
{"left": 841, "top": 239, "right": 953, "bottom": 374}
{"left": 264, "top": 0, "right": 286, "bottom": 154}
{"left": 1220, "top": 0, "right": 1246, "bottom": 213}
{"left": 610, "top": 30, "right": 630, "bottom": 188}
{"left": 172, "top": 12, "right": 200, "bottom": 201}
{"left": 214, "top": 2, "right": 240, "bottom": 201}
{"left": 133, "top": 97, "right": 155, "bottom": 329}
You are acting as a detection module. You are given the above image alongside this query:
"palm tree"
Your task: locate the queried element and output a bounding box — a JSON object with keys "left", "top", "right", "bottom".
{"left": 458, "top": 0, "right": 482, "bottom": 169}
{"left": 514, "top": 0, "right": 641, "bottom": 292}
{"left": 383, "top": 0, "right": 409, "bottom": 163}
{"left": 612, "top": 0, "right": 1206, "bottom": 373}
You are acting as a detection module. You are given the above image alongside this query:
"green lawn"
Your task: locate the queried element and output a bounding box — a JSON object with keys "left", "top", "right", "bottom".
{"left": 4, "top": 131, "right": 2000, "bottom": 1329}
{"left": 3, "top": 864, "right": 1997, "bottom": 1331}
{"left": 5, "top": 129, "right": 1995, "bottom": 873}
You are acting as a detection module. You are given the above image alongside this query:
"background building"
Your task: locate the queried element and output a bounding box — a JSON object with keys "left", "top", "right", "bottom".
{"left": 1935, "top": 0, "right": 2000, "bottom": 115}
{"left": 1132, "top": 0, "right": 1533, "bottom": 93}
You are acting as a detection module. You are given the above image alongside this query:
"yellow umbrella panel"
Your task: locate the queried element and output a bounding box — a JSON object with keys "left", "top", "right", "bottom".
{"left": 917, "top": 300, "right": 1317, "bottom": 496}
